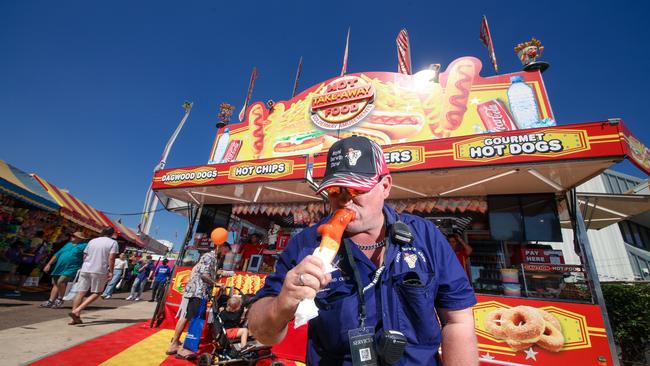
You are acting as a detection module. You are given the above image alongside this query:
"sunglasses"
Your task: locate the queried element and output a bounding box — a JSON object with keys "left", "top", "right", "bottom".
{"left": 325, "top": 186, "right": 365, "bottom": 198}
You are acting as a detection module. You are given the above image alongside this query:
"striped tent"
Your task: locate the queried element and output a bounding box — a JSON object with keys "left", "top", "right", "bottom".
{"left": 0, "top": 160, "right": 60, "bottom": 211}
{"left": 113, "top": 220, "right": 146, "bottom": 248}
{"left": 33, "top": 174, "right": 114, "bottom": 234}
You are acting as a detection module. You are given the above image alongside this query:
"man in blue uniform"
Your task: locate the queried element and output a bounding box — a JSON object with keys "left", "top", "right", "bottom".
{"left": 248, "top": 136, "right": 478, "bottom": 365}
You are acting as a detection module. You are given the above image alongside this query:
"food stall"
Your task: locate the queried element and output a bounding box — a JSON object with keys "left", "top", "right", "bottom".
{"left": 151, "top": 53, "right": 650, "bottom": 365}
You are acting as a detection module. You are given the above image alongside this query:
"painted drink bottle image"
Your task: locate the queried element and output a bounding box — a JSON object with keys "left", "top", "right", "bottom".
{"left": 507, "top": 76, "right": 540, "bottom": 129}
{"left": 209, "top": 128, "right": 230, "bottom": 164}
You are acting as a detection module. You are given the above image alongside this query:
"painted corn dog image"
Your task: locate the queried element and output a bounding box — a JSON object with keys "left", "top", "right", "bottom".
{"left": 430, "top": 58, "right": 481, "bottom": 138}
{"left": 294, "top": 208, "right": 356, "bottom": 327}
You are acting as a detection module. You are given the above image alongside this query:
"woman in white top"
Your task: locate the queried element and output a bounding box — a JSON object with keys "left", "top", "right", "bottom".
{"left": 101, "top": 253, "right": 127, "bottom": 299}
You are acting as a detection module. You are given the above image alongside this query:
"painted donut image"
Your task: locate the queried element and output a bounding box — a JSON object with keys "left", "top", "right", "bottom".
{"left": 537, "top": 320, "right": 565, "bottom": 352}
{"left": 484, "top": 305, "right": 565, "bottom": 353}
{"left": 502, "top": 306, "right": 545, "bottom": 343}
{"left": 484, "top": 308, "right": 512, "bottom": 339}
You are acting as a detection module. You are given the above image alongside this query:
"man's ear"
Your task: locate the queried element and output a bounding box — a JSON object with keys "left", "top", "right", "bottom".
{"left": 381, "top": 175, "right": 392, "bottom": 199}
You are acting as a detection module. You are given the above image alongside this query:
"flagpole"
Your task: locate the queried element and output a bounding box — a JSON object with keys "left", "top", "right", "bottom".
{"left": 291, "top": 56, "right": 303, "bottom": 98}
{"left": 238, "top": 67, "right": 258, "bottom": 122}
{"left": 340, "top": 28, "right": 350, "bottom": 76}
{"left": 139, "top": 102, "right": 193, "bottom": 235}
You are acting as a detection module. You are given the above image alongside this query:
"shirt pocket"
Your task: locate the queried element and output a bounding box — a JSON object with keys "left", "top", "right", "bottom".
{"left": 392, "top": 271, "right": 440, "bottom": 345}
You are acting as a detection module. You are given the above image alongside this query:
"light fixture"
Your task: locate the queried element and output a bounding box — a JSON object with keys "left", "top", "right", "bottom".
{"left": 191, "top": 191, "right": 251, "bottom": 203}
{"left": 264, "top": 186, "right": 320, "bottom": 200}
{"left": 439, "top": 170, "right": 518, "bottom": 196}
{"left": 392, "top": 184, "right": 427, "bottom": 197}
{"left": 253, "top": 186, "right": 263, "bottom": 202}
{"left": 527, "top": 169, "right": 563, "bottom": 191}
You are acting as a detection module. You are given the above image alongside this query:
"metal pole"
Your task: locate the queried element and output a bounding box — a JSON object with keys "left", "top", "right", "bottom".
{"left": 140, "top": 102, "right": 193, "bottom": 234}
{"left": 150, "top": 203, "right": 201, "bottom": 328}
{"left": 568, "top": 189, "right": 620, "bottom": 366}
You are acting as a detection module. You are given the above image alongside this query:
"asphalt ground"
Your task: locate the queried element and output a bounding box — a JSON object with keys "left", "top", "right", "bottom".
{"left": 0, "top": 282, "right": 158, "bottom": 330}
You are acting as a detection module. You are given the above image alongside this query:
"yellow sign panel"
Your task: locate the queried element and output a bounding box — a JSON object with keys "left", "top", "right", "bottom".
{"left": 228, "top": 160, "right": 294, "bottom": 181}
{"left": 453, "top": 129, "right": 590, "bottom": 162}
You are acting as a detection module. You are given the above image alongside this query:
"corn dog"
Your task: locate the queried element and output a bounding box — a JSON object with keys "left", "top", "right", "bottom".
{"left": 294, "top": 208, "right": 355, "bottom": 327}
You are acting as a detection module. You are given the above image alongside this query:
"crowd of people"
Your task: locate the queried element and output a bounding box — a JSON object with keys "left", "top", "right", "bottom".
{"left": 1, "top": 226, "right": 172, "bottom": 324}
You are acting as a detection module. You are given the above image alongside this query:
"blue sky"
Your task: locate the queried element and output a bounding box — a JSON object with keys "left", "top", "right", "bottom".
{"left": 2, "top": 1, "right": 649, "bottom": 249}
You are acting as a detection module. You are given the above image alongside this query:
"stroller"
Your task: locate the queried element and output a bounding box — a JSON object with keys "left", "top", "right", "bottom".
{"left": 196, "top": 287, "right": 282, "bottom": 366}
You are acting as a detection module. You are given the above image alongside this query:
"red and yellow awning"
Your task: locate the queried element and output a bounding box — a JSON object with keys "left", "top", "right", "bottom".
{"left": 33, "top": 174, "right": 114, "bottom": 233}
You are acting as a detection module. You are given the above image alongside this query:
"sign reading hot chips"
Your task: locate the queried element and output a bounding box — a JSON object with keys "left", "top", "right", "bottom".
{"left": 210, "top": 56, "right": 555, "bottom": 162}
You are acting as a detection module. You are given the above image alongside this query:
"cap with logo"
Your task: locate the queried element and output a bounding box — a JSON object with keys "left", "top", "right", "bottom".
{"left": 316, "top": 135, "right": 390, "bottom": 194}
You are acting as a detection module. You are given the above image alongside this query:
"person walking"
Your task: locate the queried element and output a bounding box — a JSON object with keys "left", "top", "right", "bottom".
{"left": 149, "top": 258, "right": 172, "bottom": 302}
{"left": 7, "top": 231, "right": 48, "bottom": 297}
{"left": 126, "top": 255, "right": 155, "bottom": 301}
{"left": 40, "top": 231, "right": 87, "bottom": 308}
{"left": 101, "top": 252, "right": 127, "bottom": 299}
{"left": 68, "top": 227, "right": 118, "bottom": 325}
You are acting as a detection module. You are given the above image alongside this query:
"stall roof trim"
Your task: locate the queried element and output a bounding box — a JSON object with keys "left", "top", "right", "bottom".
{"left": 152, "top": 121, "right": 648, "bottom": 207}
{"left": 0, "top": 160, "right": 60, "bottom": 211}
{"left": 33, "top": 174, "right": 115, "bottom": 233}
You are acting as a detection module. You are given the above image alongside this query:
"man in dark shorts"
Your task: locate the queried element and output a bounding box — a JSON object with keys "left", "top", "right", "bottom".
{"left": 167, "top": 242, "right": 230, "bottom": 359}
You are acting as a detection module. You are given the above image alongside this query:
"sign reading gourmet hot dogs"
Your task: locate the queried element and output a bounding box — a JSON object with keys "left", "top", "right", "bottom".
{"left": 228, "top": 160, "right": 294, "bottom": 181}
{"left": 453, "top": 129, "right": 589, "bottom": 162}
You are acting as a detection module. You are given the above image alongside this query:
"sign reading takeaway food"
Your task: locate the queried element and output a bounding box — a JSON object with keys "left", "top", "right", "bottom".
{"left": 209, "top": 56, "right": 555, "bottom": 162}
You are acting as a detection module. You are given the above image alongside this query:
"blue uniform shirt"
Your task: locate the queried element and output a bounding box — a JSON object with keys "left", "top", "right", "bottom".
{"left": 254, "top": 204, "right": 476, "bottom": 365}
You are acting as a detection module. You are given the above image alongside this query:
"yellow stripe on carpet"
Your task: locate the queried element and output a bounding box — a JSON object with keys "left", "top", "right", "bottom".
{"left": 99, "top": 329, "right": 177, "bottom": 366}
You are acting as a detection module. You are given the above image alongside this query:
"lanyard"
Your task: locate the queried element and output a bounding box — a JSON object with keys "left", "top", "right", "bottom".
{"left": 343, "top": 237, "right": 368, "bottom": 328}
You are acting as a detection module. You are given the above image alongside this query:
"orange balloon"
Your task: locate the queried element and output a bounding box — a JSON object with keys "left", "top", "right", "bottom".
{"left": 210, "top": 227, "right": 228, "bottom": 246}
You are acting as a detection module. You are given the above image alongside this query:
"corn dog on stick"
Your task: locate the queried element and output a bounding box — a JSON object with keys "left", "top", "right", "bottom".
{"left": 294, "top": 208, "right": 355, "bottom": 327}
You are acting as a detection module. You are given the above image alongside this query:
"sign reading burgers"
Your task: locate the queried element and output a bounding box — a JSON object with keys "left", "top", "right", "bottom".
{"left": 310, "top": 75, "right": 375, "bottom": 130}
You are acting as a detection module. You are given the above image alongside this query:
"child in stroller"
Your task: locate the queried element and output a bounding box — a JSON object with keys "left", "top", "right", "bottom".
{"left": 197, "top": 290, "right": 278, "bottom": 366}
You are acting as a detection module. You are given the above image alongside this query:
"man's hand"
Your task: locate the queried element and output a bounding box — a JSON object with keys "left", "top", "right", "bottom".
{"left": 43, "top": 264, "right": 51, "bottom": 273}
{"left": 276, "top": 255, "right": 331, "bottom": 318}
{"left": 107, "top": 270, "right": 113, "bottom": 280}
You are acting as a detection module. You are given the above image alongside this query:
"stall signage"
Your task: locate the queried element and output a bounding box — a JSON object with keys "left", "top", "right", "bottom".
{"left": 474, "top": 294, "right": 613, "bottom": 365}
{"left": 383, "top": 146, "right": 425, "bottom": 169}
{"left": 523, "top": 263, "right": 584, "bottom": 273}
{"left": 522, "top": 248, "right": 565, "bottom": 264}
{"left": 228, "top": 159, "right": 294, "bottom": 181}
{"left": 159, "top": 167, "right": 218, "bottom": 186}
{"left": 211, "top": 57, "right": 555, "bottom": 162}
{"left": 624, "top": 131, "right": 650, "bottom": 174}
{"left": 453, "top": 129, "right": 589, "bottom": 162}
{"left": 310, "top": 75, "right": 375, "bottom": 130}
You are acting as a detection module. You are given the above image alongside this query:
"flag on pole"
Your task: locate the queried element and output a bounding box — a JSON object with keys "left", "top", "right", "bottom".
{"left": 291, "top": 56, "right": 303, "bottom": 98}
{"left": 479, "top": 15, "right": 498, "bottom": 73}
{"left": 238, "top": 67, "right": 258, "bottom": 122}
{"left": 396, "top": 29, "right": 412, "bottom": 75}
{"left": 340, "top": 28, "right": 350, "bottom": 76}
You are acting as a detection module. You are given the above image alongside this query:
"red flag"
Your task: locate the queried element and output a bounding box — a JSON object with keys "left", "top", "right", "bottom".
{"left": 340, "top": 28, "right": 350, "bottom": 76}
{"left": 291, "top": 56, "right": 303, "bottom": 98}
{"left": 479, "top": 15, "right": 498, "bottom": 73}
{"left": 396, "top": 29, "right": 412, "bottom": 75}
{"left": 238, "top": 67, "right": 258, "bottom": 122}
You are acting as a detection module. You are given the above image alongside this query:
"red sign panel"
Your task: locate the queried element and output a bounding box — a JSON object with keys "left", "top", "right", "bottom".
{"left": 152, "top": 155, "right": 308, "bottom": 190}
{"left": 312, "top": 121, "right": 630, "bottom": 178}
{"left": 475, "top": 294, "right": 613, "bottom": 365}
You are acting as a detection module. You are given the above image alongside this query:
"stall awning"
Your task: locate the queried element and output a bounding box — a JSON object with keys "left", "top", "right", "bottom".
{"left": 33, "top": 174, "right": 115, "bottom": 233}
{"left": 0, "top": 160, "right": 59, "bottom": 211}
{"left": 567, "top": 193, "right": 650, "bottom": 230}
{"left": 112, "top": 220, "right": 146, "bottom": 248}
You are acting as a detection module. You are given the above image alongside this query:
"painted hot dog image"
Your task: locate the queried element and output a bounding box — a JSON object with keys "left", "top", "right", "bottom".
{"left": 272, "top": 131, "right": 325, "bottom": 156}
{"left": 430, "top": 57, "right": 481, "bottom": 138}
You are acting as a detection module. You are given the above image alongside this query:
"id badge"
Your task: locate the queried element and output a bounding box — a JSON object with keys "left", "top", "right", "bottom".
{"left": 348, "top": 327, "right": 378, "bottom": 366}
